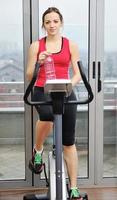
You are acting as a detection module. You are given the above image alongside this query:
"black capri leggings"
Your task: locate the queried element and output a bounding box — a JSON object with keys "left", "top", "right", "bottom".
{"left": 32, "top": 87, "right": 77, "bottom": 146}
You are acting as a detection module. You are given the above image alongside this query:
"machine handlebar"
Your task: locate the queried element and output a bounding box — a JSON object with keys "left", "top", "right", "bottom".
{"left": 24, "top": 61, "right": 94, "bottom": 106}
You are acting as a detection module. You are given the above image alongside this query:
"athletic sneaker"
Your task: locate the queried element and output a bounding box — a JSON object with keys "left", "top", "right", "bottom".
{"left": 69, "top": 188, "right": 82, "bottom": 200}
{"left": 29, "top": 148, "right": 44, "bottom": 174}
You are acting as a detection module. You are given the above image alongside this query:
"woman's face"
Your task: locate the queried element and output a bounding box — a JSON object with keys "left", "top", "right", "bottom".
{"left": 43, "top": 12, "right": 62, "bottom": 36}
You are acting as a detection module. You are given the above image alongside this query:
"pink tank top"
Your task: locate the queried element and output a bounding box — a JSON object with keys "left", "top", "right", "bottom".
{"left": 35, "top": 37, "right": 71, "bottom": 87}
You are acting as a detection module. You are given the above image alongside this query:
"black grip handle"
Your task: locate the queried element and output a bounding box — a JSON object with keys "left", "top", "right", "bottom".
{"left": 98, "top": 61, "right": 102, "bottom": 92}
{"left": 24, "top": 61, "right": 94, "bottom": 106}
{"left": 77, "top": 61, "right": 94, "bottom": 103}
{"left": 92, "top": 61, "right": 96, "bottom": 79}
{"left": 24, "top": 62, "right": 40, "bottom": 105}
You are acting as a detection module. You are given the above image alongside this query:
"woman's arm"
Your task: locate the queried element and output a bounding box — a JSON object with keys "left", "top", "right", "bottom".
{"left": 26, "top": 41, "right": 39, "bottom": 81}
{"left": 69, "top": 40, "right": 81, "bottom": 87}
{"left": 26, "top": 41, "right": 51, "bottom": 81}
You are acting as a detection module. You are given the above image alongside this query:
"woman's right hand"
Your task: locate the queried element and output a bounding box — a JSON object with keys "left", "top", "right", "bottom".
{"left": 38, "top": 51, "right": 51, "bottom": 64}
{"left": 26, "top": 41, "right": 51, "bottom": 81}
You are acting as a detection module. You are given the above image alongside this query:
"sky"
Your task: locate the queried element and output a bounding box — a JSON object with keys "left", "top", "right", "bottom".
{"left": 0, "top": 0, "right": 22, "bottom": 49}
{"left": 0, "top": 0, "right": 117, "bottom": 51}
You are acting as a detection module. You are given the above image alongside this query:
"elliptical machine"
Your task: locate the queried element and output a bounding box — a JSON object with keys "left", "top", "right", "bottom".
{"left": 23, "top": 61, "right": 93, "bottom": 200}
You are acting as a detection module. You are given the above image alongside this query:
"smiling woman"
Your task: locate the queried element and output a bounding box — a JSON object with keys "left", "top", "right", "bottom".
{"left": 38, "top": 0, "right": 89, "bottom": 183}
{"left": 26, "top": 6, "right": 83, "bottom": 200}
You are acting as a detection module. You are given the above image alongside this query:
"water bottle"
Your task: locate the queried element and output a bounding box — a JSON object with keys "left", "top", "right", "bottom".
{"left": 44, "top": 56, "right": 56, "bottom": 80}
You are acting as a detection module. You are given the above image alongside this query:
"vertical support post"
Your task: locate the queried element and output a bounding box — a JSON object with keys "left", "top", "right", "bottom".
{"left": 54, "top": 114, "right": 63, "bottom": 200}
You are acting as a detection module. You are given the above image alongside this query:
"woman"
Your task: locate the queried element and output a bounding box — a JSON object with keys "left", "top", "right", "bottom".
{"left": 26, "top": 7, "right": 82, "bottom": 200}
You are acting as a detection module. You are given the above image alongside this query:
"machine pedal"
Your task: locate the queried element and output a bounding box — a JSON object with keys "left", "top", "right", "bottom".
{"left": 23, "top": 194, "right": 49, "bottom": 200}
{"left": 67, "top": 193, "right": 88, "bottom": 200}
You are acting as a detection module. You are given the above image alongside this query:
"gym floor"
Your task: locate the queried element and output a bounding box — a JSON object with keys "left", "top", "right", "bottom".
{"left": 0, "top": 187, "right": 117, "bottom": 200}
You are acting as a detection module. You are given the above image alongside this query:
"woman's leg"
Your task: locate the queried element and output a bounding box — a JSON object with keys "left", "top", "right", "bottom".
{"left": 64, "top": 145, "right": 83, "bottom": 199}
{"left": 63, "top": 144, "right": 78, "bottom": 188}
{"left": 62, "top": 91, "right": 78, "bottom": 187}
{"left": 35, "top": 120, "right": 53, "bottom": 151}
{"left": 29, "top": 120, "right": 53, "bottom": 174}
